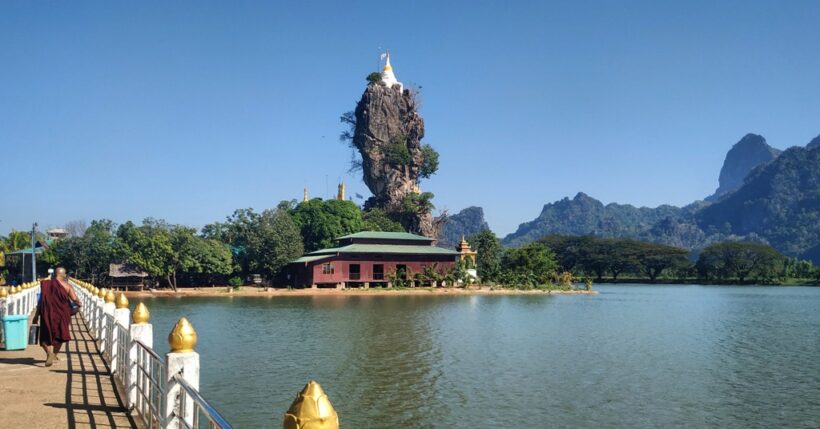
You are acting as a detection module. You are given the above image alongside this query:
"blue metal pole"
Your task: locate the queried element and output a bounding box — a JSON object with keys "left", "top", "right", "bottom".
{"left": 31, "top": 222, "right": 37, "bottom": 282}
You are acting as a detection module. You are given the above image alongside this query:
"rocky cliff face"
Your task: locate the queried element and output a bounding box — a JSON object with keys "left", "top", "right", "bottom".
{"left": 708, "top": 133, "right": 781, "bottom": 200}
{"left": 349, "top": 81, "right": 438, "bottom": 237}
{"left": 438, "top": 207, "right": 490, "bottom": 248}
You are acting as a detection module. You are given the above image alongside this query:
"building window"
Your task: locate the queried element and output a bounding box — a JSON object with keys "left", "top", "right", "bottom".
{"left": 322, "top": 263, "right": 334, "bottom": 275}
{"left": 373, "top": 264, "right": 384, "bottom": 281}
{"left": 350, "top": 264, "right": 361, "bottom": 280}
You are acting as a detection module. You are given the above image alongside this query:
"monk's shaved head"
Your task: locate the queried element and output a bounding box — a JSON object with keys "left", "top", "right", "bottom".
{"left": 56, "top": 267, "right": 66, "bottom": 279}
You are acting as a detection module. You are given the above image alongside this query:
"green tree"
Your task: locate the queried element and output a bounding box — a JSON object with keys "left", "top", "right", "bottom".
{"left": 500, "top": 242, "right": 558, "bottom": 286}
{"left": 5, "top": 230, "right": 32, "bottom": 251}
{"left": 202, "top": 208, "right": 261, "bottom": 276}
{"left": 247, "top": 207, "right": 304, "bottom": 281}
{"left": 117, "top": 219, "right": 175, "bottom": 289}
{"left": 469, "top": 230, "right": 502, "bottom": 282}
{"left": 696, "top": 241, "right": 785, "bottom": 283}
{"left": 635, "top": 242, "right": 689, "bottom": 282}
{"left": 290, "top": 199, "right": 365, "bottom": 252}
{"left": 419, "top": 144, "right": 439, "bottom": 178}
{"left": 362, "top": 208, "right": 404, "bottom": 232}
{"left": 189, "top": 237, "right": 233, "bottom": 285}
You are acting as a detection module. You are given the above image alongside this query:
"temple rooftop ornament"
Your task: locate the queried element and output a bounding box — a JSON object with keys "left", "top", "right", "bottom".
{"left": 168, "top": 317, "right": 197, "bottom": 353}
{"left": 283, "top": 380, "right": 339, "bottom": 429}
{"left": 456, "top": 235, "right": 478, "bottom": 266}
{"left": 336, "top": 181, "right": 346, "bottom": 201}
{"left": 303, "top": 186, "right": 309, "bottom": 203}
{"left": 381, "top": 52, "right": 403, "bottom": 92}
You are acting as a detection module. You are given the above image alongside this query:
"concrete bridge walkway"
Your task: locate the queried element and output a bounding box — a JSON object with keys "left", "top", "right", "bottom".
{"left": 0, "top": 315, "right": 137, "bottom": 428}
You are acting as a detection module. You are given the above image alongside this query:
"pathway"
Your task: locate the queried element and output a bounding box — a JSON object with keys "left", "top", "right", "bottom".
{"left": 0, "top": 315, "right": 137, "bottom": 428}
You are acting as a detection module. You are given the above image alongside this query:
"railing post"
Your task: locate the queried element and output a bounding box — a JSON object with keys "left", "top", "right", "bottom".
{"left": 128, "top": 303, "right": 152, "bottom": 409}
{"left": 101, "top": 290, "right": 115, "bottom": 355}
{"left": 112, "top": 292, "right": 130, "bottom": 373}
{"left": 163, "top": 317, "right": 199, "bottom": 429}
{"left": 95, "top": 288, "right": 105, "bottom": 340}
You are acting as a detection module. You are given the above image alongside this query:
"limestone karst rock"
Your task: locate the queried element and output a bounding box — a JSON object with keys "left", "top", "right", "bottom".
{"left": 707, "top": 133, "right": 781, "bottom": 201}
{"left": 347, "top": 80, "right": 440, "bottom": 237}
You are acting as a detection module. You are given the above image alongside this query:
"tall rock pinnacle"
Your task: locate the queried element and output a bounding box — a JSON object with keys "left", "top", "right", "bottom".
{"left": 342, "top": 56, "right": 440, "bottom": 237}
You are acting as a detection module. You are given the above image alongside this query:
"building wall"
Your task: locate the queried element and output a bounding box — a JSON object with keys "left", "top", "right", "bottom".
{"left": 291, "top": 254, "right": 457, "bottom": 286}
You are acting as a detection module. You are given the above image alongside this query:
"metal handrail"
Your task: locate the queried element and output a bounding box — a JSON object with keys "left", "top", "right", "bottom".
{"left": 114, "top": 322, "right": 130, "bottom": 388}
{"left": 134, "top": 340, "right": 165, "bottom": 429}
{"left": 173, "top": 373, "right": 234, "bottom": 429}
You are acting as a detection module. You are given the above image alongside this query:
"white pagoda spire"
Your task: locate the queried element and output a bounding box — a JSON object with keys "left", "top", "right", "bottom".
{"left": 381, "top": 52, "right": 403, "bottom": 91}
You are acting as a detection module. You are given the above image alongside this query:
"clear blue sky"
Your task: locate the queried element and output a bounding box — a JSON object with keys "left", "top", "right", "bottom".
{"left": 2, "top": 0, "right": 819, "bottom": 237}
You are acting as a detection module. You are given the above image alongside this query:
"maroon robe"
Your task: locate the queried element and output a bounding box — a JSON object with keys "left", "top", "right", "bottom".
{"left": 39, "top": 279, "right": 72, "bottom": 346}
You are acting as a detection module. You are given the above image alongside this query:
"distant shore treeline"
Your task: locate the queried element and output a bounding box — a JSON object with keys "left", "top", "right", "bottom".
{"left": 469, "top": 232, "right": 820, "bottom": 286}
{"left": 2, "top": 198, "right": 818, "bottom": 288}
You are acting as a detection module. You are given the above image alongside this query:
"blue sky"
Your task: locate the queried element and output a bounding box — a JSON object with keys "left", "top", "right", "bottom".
{"left": 2, "top": 0, "right": 819, "bottom": 237}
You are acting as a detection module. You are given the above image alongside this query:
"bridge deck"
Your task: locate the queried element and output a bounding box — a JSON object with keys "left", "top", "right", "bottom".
{"left": 0, "top": 315, "right": 137, "bottom": 428}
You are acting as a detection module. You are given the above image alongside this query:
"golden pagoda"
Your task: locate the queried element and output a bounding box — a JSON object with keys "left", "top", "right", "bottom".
{"left": 336, "top": 182, "right": 346, "bottom": 201}
{"left": 456, "top": 236, "right": 477, "bottom": 266}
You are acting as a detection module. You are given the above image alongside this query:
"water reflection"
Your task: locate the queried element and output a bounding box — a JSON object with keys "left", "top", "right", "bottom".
{"left": 143, "top": 287, "right": 820, "bottom": 428}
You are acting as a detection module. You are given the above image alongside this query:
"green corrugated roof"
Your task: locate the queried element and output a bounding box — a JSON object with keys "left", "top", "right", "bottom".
{"left": 336, "top": 231, "right": 433, "bottom": 241}
{"left": 4, "top": 248, "right": 45, "bottom": 255}
{"left": 307, "top": 243, "right": 459, "bottom": 256}
{"left": 292, "top": 254, "right": 335, "bottom": 264}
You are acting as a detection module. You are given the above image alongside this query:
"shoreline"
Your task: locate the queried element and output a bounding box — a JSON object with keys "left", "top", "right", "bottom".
{"left": 123, "top": 286, "right": 598, "bottom": 298}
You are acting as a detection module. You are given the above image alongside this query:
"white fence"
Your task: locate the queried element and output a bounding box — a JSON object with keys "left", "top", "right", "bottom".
{"left": 71, "top": 280, "right": 233, "bottom": 429}
{"left": 0, "top": 282, "right": 41, "bottom": 340}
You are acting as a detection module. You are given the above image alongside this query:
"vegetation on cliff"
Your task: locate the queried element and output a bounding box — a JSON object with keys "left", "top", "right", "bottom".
{"left": 340, "top": 78, "right": 441, "bottom": 237}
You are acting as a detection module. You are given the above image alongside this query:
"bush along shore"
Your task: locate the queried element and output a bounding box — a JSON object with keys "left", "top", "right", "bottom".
{"left": 3, "top": 201, "right": 816, "bottom": 289}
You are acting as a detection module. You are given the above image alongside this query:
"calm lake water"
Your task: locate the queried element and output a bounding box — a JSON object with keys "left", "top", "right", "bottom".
{"left": 142, "top": 285, "right": 820, "bottom": 428}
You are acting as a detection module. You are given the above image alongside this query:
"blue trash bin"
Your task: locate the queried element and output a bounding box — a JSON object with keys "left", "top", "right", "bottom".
{"left": 2, "top": 315, "right": 29, "bottom": 350}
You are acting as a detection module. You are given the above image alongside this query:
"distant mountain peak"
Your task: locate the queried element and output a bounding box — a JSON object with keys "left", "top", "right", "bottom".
{"left": 808, "top": 134, "right": 820, "bottom": 150}
{"left": 707, "top": 133, "right": 781, "bottom": 201}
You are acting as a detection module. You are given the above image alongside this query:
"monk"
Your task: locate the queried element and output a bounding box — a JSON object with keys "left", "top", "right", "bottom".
{"left": 34, "top": 267, "right": 81, "bottom": 366}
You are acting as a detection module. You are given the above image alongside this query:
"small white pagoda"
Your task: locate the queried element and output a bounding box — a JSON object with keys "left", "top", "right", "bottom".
{"left": 381, "top": 53, "right": 403, "bottom": 91}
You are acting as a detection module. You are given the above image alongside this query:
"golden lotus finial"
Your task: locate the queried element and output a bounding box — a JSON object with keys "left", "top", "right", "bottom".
{"left": 132, "top": 302, "right": 150, "bottom": 324}
{"left": 168, "top": 317, "right": 197, "bottom": 353}
{"left": 283, "top": 380, "right": 339, "bottom": 429}
{"left": 97, "top": 287, "right": 105, "bottom": 298}
{"left": 105, "top": 290, "right": 116, "bottom": 303}
{"left": 0, "top": 287, "right": 7, "bottom": 298}
{"left": 115, "top": 292, "right": 129, "bottom": 309}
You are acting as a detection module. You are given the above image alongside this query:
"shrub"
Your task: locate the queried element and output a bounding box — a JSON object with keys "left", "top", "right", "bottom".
{"left": 227, "top": 276, "right": 243, "bottom": 287}
{"left": 366, "top": 72, "right": 383, "bottom": 83}
{"left": 383, "top": 137, "right": 412, "bottom": 166}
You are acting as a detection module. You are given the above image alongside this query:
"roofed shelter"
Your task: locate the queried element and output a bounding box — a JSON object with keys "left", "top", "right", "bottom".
{"left": 109, "top": 263, "right": 149, "bottom": 291}
{"left": 288, "top": 231, "right": 460, "bottom": 288}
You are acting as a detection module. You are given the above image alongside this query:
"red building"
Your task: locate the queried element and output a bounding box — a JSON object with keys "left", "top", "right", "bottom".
{"left": 288, "top": 231, "right": 460, "bottom": 288}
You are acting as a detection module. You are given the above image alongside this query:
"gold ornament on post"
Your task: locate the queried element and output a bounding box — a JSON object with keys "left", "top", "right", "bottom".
{"left": 105, "top": 290, "right": 116, "bottom": 304}
{"left": 168, "top": 317, "right": 197, "bottom": 353}
{"left": 283, "top": 380, "right": 339, "bottom": 429}
{"left": 115, "top": 292, "right": 129, "bottom": 309}
{"left": 0, "top": 287, "right": 7, "bottom": 298}
{"left": 132, "top": 303, "right": 150, "bottom": 324}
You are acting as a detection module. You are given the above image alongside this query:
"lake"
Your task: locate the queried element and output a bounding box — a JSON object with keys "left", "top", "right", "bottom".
{"left": 141, "top": 285, "right": 820, "bottom": 428}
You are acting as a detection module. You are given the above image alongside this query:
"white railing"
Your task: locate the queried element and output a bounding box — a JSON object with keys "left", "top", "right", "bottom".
{"left": 70, "top": 280, "right": 232, "bottom": 429}
{"left": 0, "top": 282, "right": 41, "bottom": 340}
